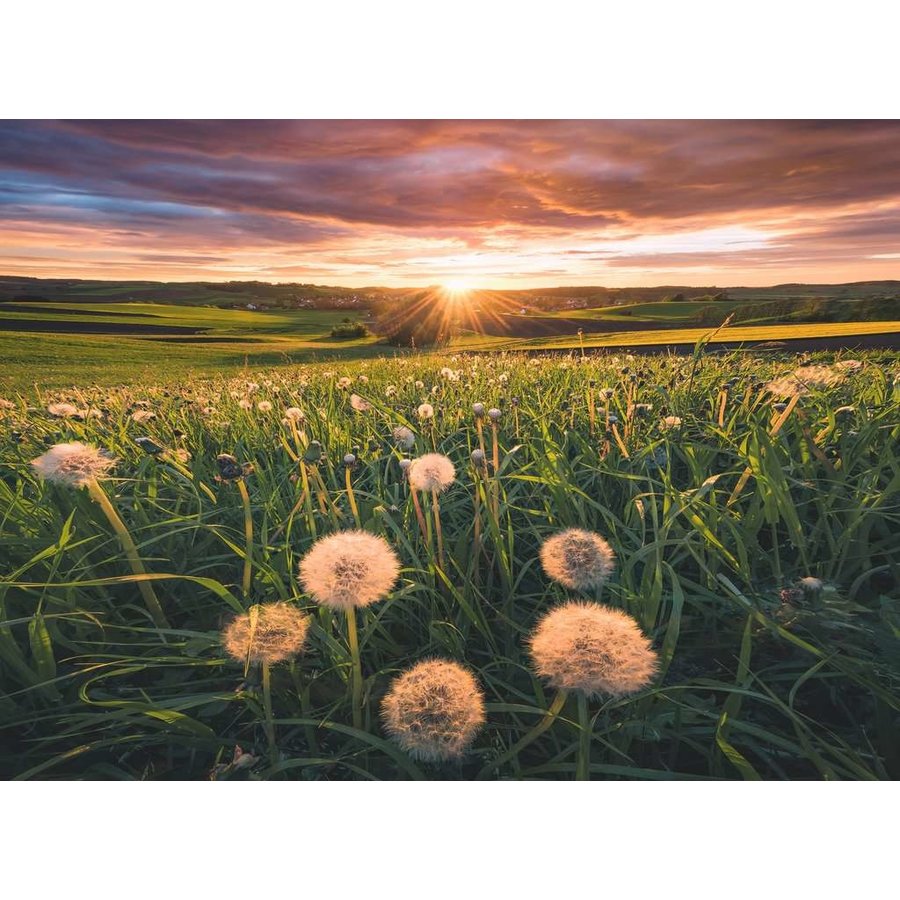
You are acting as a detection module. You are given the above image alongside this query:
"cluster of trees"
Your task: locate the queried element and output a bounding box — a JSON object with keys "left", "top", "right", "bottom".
{"left": 330, "top": 318, "right": 370, "bottom": 340}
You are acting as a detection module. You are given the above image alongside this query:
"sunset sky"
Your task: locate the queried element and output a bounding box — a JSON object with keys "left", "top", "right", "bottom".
{"left": 1, "top": 119, "right": 898, "bottom": 288}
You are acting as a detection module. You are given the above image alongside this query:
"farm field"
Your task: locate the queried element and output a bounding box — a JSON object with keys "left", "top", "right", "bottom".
{"left": 3, "top": 292, "right": 900, "bottom": 392}
{"left": 0, "top": 349, "right": 897, "bottom": 779}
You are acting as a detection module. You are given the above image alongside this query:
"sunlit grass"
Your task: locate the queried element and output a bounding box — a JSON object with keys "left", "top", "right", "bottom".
{"left": 0, "top": 347, "right": 897, "bottom": 779}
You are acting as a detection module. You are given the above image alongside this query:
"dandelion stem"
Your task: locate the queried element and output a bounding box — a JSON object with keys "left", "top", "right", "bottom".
{"left": 432, "top": 488, "right": 445, "bottom": 570}
{"left": 236, "top": 478, "right": 253, "bottom": 600}
{"left": 576, "top": 692, "right": 591, "bottom": 781}
{"left": 298, "top": 460, "right": 317, "bottom": 539}
{"left": 86, "top": 478, "right": 169, "bottom": 629}
{"left": 261, "top": 660, "right": 278, "bottom": 763}
{"left": 345, "top": 607, "right": 364, "bottom": 731}
{"left": 410, "top": 486, "right": 428, "bottom": 545}
{"left": 490, "top": 421, "right": 501, "bottom": 521}
{"left": 478, "top": 689, "right": 567, "bottom": 779}
{"left": 345, "top": 466, "right": 361, "bottom": 527}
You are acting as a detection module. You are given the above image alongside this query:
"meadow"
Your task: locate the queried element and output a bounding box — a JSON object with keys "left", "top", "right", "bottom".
{"left": 1, "top": 348, "right": 898, "bottom": 779}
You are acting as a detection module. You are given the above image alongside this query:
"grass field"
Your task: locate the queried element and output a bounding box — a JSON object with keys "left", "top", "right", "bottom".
{"left": 0, "top": 303, "right": 382, "bottom": 391}
{"left": 2, "top": 296, "right": 899, "bottom": 392}
{"left": 455, "top": 320, "right": 900, "bottom": 351}
{"left": 1, "top": 350, "right": 898, "bottom": 779}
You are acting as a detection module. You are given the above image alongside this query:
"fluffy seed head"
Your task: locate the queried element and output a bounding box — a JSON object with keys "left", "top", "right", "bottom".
{"left": 540, "top": 528, "right": 615, "bottom": 590}
{"left": 661, "top": 415, "right": 682, "bottom": 430}
{"left": 257, "top": 400, "right": 273, "bottom": 413}
{"left": 350, "top": 393, "right": 372, "bottom": 412}
{"left": 47, "top": 402, "right": 80, "bottom": 418}
{"left": 284, "top": 407, "right": 305, "bottom": 421}
{"left": 222, "top": 602, "right": 310, "bottom": 666}
{"left": 417, "top": 402, "right": 434, "bottom": 420}
{"left": 31, "top": 442, "right": 116, "bottom": 487}
{"left": 298, "top": 530, "right": 400, "bottom": 610}
{"left": 766, "top": 365, "right": 843, "bottom": 398}
{"left": 408, "top": 453, "right": 456, "bottom": 493}
{"left": 381, "top": 659, "right": 486, "bottom": 762}
{"left": 392, "top": 425, "right": 416, "bottom": 449}
{"left": 529, "top": 601, "right": 658, "bottom": 698}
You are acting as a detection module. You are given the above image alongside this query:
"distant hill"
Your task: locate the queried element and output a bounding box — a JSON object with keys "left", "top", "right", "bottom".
{"left": 0, "top": 275, "right": 898, "bottom": 313}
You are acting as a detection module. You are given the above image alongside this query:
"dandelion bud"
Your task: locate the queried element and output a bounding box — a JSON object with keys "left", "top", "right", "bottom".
{"left": 381, "top": 659, "right": 485, "bottom": 762}
{"left": 135, "top": 436, "right": 165, "bottom": 455}
{"left": 540, "top": 528, "right": 615, "bottom": 591}
{"left": 471, "top": 449, "right": 486, "bottom": 467}
{"left": 343, "top": 453, "right": 357, "bottom": 466}
{"left": 529, "top": 601, "right": 658, "bottom": 698}
{"left": 216, "top": 453, "right": 253, "bottom": 481}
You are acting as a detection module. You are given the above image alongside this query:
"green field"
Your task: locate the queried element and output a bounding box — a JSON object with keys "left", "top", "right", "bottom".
{"left": 455, "top": 320, "right": 900, "bottom": 352}
{"left": 0, "top": 303, "right": 382, "bottom": 391}
{"left": 1, "top": 351, "right": 898, "bottom": 780}
{"left": 3, "top": 293, "right": 900, "bottom": 393}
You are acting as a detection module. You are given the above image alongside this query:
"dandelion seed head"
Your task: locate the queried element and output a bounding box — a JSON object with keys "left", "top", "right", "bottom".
{"left": 661, "top": 415, "right": 682, "bottom": 430}
{"left": 381, "top": 659, "right": 485, "bottom": 762}
{"left": 47, "top": 402, "right": 80, "bottom": 418}
{"left": 31, "top": 442, "right": 116, "bottom": 488}
{"left": 799, "top": 576, "right": 824, "bottom": 592}
{"left": 284, "top": 407, "right": 305, "bottom": 422}
{"left": 222, "top": 602, "right": 310, "bottom": 666}
{"left": 540, "top": 528, "right": 615, "bottom": 591}
{"left": 766, "top": 365, "right": 842, "bottom": 398}
{"left": 471, "top": 448, "right": 486, "bottom": 467}
{"left": 350, "top": 394, "right": 372, "bottom": 412}
{"left": 417, "top": 403, "right": 434, "bottom": 420}
{"left": 488, "top": 408, "right": 501, "bottom": 421}
{"left": 529, "top": 601, "right": 658, "bottom": 698}
{"left": 473, "top": 402, "right": 485, "bottom": 417}
{"left": 392, "top": 425, "right": 416, "bottom": 449}
{"left": 257, "top": 401, "right": 273, "bottom": 413}
{"left": 408, "top": 453, "right": 456, "bottom": 493}
{"left": 337, "top": 377, "right": 352, "bottom": 390}
{"left": 298, "top": 530, "right": 400, "bottom": 610}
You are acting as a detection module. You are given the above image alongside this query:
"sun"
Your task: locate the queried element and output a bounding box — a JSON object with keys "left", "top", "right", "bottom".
{"left": 441, "top": 278, "right": 474, "bottom": 301}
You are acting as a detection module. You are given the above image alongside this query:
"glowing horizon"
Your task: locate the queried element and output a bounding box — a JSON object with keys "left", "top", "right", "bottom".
{"left": 1, "top": 120, "right": 899, "bottom": 288}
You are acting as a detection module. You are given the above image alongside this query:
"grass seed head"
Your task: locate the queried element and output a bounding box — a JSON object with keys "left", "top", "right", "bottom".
{"left": 381, "top": 659, "right": 486, "bottom": 762}
{"left": 298, "top": 529, "right": 400, "bottom": 610}
{"left": 529, "top": 601, "right": 658, "bottom": 698}
{"left": 540, "top": 528, "right": 615, "bottom": 590}
{"left": 31, "top": 442, "right": 116, "bottom": 487}
{"left": 222, "top": 602, "right": 310, "bottom": 665}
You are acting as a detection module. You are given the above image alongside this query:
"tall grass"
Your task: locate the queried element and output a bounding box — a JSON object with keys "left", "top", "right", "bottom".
{"left": 0, "top": 349, "right": 897, "bottom": 779}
